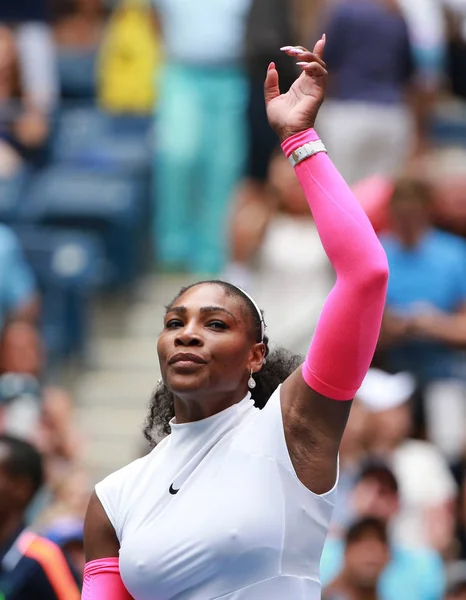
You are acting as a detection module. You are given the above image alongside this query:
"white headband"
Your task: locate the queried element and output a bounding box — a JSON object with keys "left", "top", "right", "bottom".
{"left": 234, "top": 286, "right": 265, "bottom": 342}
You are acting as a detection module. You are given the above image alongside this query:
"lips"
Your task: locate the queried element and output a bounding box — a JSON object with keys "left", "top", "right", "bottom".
{"left": 168, "top": 353, "right": 207, "bottom": 366}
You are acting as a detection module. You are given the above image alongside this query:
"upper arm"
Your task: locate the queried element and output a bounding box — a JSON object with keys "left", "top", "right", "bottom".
{"left": 84, "top": 491, "right": 120, "bottom": 562}
{"left": 280, "top": 368, "right": 352, "bottom": 495}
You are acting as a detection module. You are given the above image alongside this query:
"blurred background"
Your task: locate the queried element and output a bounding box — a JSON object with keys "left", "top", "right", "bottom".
{"left": 0, "top": 0, "right": 465, "bottom": 596}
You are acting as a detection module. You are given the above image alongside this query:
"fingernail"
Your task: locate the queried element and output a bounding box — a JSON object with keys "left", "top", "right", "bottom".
{"left": 268, "top": 62, "right": 275, "bottom": 71}
{"left": 296, "top": 62, "right": 309, "bottom": 66}
{"left": 322, "top": 33, "right": 326, "bottom": 42}
{"left": 280, "top": 46, "right": 293, "bottom": 51}
{"left": 288, "top": 48, "right": 304, "bottom": 55}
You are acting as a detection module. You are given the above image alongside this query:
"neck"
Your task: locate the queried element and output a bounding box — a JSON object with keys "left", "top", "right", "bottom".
{"left": 173, "top": 388, "right": 249, "bottom": 424}
{"left": 332, "top": 573, "right": 379, "bottom": 600}
{"left": 0, "top": 512, "right": 24, "bottom": 548}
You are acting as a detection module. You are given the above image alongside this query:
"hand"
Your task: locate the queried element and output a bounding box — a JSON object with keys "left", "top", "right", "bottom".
{"left": 407, "top": 307, "right": 444, "bottom": 339}
{"left": 265, "top": 36, "right": 327, "bottom": 142}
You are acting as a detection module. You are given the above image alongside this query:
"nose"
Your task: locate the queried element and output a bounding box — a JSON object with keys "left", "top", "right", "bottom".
{"left": 174, "top": 323, "right": 203, "bottom": 347}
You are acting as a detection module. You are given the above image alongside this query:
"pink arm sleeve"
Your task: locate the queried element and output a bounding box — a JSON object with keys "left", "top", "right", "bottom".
{"left": 282, "top": 129, "right": 389, "bottom": 401}
{"left": 82, "top": 558, "right": 133, "bottom": 600}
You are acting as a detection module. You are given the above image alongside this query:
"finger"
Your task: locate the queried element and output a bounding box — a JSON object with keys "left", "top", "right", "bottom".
{"left": 296, "top": 62, "right": 328, "bottom": 80}
{"left": 313, "top": 34, "right": 326, "bottom": 59}
{"left": 280, "top": 47, "right": 326, "bottom": 68}
{"left": 264, "top": 62, "right": 281, "bottom": 107}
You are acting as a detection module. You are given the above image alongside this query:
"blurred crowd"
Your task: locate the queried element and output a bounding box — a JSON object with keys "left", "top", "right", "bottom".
{"left": 0, "top": 0, "right": 465, "bottom": 598}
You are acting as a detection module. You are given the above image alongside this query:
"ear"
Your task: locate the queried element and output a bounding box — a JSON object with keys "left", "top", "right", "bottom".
{"left": 249, "top": 342, "right": 266, "bottom": 374}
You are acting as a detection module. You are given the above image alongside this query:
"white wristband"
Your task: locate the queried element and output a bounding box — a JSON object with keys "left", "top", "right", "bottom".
{"left": 288, "top": 140, "right": 327, "bottom": 168}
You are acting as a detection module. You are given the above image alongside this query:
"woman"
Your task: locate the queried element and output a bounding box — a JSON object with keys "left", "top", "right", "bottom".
{"left": 82, "top": 37, "right": 389, "bottom": 599}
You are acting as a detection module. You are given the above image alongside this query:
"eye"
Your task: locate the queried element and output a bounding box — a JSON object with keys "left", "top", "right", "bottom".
{"left": 165, "top": 319, "right": 183, "bottom": 329}
{"left": 207, "top": 320, "right": 228, "bottom": 330}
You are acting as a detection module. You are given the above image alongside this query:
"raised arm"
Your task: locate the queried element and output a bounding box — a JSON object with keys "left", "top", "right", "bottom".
{"left": 265, "top": 38, "right": 389, "bottom": 494}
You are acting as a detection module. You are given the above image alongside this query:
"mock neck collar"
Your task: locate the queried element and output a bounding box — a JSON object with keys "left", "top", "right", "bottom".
{"left": 169, "top": 393, "right": 254, "bottom": 445}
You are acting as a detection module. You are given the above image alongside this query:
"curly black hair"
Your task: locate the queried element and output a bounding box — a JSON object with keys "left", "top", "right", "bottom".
{"left": 143, "top": 280, "right": 303, "bottom": 445}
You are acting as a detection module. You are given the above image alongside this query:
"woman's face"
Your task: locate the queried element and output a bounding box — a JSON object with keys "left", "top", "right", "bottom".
{"left": 157, "top": 284, "right": 264, "bottom": 402}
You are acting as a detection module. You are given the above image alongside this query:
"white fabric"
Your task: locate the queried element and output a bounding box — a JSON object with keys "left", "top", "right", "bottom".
{"left": 95, "top": 387, "right": 337, "bottom": 600}
{"left": 253, "top": 216, "right": 333, "bottom": 356}
{"left": 391, "top": 440, "right": 458, "bottom": 547}
{"left": 424, "top": 379, "right": 466, "bottom": 462}
{"left": 316, "top": 101, "right": 413, "bottom": 185}
{"left": 356, "top": 369, "right": 416, "bottom": 412}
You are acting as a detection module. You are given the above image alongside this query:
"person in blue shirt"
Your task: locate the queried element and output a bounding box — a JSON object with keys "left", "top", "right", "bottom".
{"left": 320, "top": 461, "right": 445, "bottom": 600}
{"left": 378, "top": 177, "right": 466, "bottom": 384}
{"left": 0, "top": 225, "right": 37, "bottom": 337}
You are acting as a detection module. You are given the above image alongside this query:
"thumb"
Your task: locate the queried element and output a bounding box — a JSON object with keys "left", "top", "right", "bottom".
{"left": 264, "top": 62, "right": 280, "bottom": 107}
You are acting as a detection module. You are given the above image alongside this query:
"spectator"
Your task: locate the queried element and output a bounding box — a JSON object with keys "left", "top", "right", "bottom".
{"left": 358, "top": 369, "right": 458, "bottom": 555}
{"left": 153, "top": 0, "right": 252, "bottom": 274}
{"left": 323, "top": 518, "right": 390, "bottom": 600}
{"left": 224, "top": 0, "right": 296, "bottom": 288}
{"left": 378, "top": 178, "right": 466, "bottom": 463}
{"left": 330, "top": 400, "right": 370, "bottom": 532}
{"left": 0, "top": 27, "right": 49, "bottom": 174}
{"left": 0, "top": 0, "right": 58, "bottom": 113}
{"left": 0, "top": 320, "right": 83, "bottom": 485}
{"left": 225, "top": 151, "right": 333, "bottom": 355}
{"left": 445, "top": 568, "right": 466, "bottom": 600}
{"left": 316, "top": 0, "right": 417, "bottom": 184}
{"left": 321, "top": 461, "right": 445, "bottom": 600}
{"left": 0, "top": 435, "right": 80, "bottom": 599}
{"left": 43, "top": 516, "right": 85, "bottom": 582}
{"left": 53, "top": 0, "right": 105, "bottom": 50}
{"left": 0, "top": 226, "right": 38, "bottom": 334}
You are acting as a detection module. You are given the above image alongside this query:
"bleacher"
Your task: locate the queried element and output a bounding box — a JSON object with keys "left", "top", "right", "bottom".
{"left": 0, "top": 48, "right": 154, "bottom": 365}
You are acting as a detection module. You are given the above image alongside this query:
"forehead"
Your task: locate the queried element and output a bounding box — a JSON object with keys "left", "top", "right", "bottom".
{"left": 172, "top": 284, "right": 247, "bottom": 317}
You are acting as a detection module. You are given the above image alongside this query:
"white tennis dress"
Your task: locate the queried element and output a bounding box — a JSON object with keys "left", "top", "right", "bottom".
{"left": 96, "top": 386, "right": 337, "bottom": 600}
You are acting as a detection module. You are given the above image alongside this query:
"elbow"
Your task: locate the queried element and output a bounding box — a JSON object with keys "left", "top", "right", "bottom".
{"left": 355, "top": 248, "right": 389, "bottom": 294}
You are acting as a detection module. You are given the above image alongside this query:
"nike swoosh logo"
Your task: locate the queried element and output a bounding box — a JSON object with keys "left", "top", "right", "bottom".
{"left": 169, "top": 484, "right": 179, "bottom": 495}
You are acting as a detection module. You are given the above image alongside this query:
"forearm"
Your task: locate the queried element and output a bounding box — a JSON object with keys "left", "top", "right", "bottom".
{"left": 420, "top": 313, "right": 466, "bottom": 347}
{"left": 282, "top": 129, "right": 389, "bottom": 399}
{"left": 82, "top": 559, "right": 133, "bottom": 600}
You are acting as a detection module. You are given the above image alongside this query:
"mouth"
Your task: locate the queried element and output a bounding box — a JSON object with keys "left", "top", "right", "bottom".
{"left": 168, "top": 353, "right": 208, "bottom": 366}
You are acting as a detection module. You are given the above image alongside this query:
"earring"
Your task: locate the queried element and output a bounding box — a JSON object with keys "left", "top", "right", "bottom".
{"left": 248, "top": 369, "right": 256, "bottom": 390}
{"left": 157, "top": 378, "right": 163, "bottom": 387}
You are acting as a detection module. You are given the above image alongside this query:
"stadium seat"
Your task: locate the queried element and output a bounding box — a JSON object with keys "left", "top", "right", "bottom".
{"left": 51, "top": 105, "right": 152, "bottom": 175}
{"left": 20, "top": 167, "right": 146, "bottom": 285}
{"left": 58, "top": 50, "right": 98, "bottom": 100}
{"left": 0, "top": 169, "right": 31, "bottom": 223}
{"left": 12, "top": 225, "right": 105, "bottom": 360}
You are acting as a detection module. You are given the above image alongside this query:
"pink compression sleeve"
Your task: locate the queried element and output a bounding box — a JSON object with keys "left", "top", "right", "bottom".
{"left": 282, "top": 129, "right": 389, "bottom": 400}
{"left": 82, "top": 558, "right": 133, "bottom": 600}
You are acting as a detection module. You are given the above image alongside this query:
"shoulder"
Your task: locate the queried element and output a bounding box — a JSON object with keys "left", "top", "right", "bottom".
{"left": 94, "top": 446, "right": 164, "bottom": 540}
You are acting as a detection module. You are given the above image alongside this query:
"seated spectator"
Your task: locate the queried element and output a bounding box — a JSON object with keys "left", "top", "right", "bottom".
{"left": 0, "top": 320, "right": 83, "bottom": 485}
{"left": 0, "top": 26, "right": 49, "bottom": 173}
{"left": 323, "top": 518, "right": 390, "bottom": 600}
{"left": 0, "top": 225, "right": 38, "bottom": 334}
{"left": 330, "top": 399, "right": 370, "bottom": 532}
{"left": 445, "top": 567, "right": 466, "bottom": 600}
{"left": 358, "top": 369, "right": 458, "bottom": 555}
{"left": 316, "top": 0, "right": 418, "bottom": 185}
{"left": 378, "top": 178, "right": 466, "bottom": 463}
{"left": 0, "top": 0, "right": 58, "bottom": 113}
{"left": 321, "top": 460, "right": 446, "bottom": 600}
{"left": 0, "top": 435, "right": 80, "bottom": 599}
{"left": 43, "top": 516, "right": 85, "bottom": 582}
{"left": 53, "top": 0, "right": 105, "bottom": 50}
{"left": 225, "top": 151, "right": 333, "bottom": 355}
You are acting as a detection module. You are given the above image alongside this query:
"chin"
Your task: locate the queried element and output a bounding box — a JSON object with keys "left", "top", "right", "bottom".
{"left": 166, "top": 372, "right": 208, "bottom": 395}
